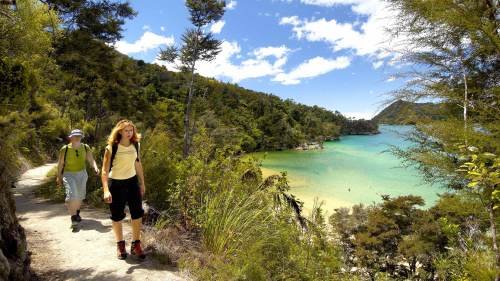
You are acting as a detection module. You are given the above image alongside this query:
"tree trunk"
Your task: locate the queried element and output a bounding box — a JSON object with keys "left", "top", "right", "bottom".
{"left": 183, "top": 63, "right": 196, "bottom": 158}
{"left": 463, "top": 72, "right": 467, "bottom": 128}
{"left": 182, "top": 28, "right": 200, "bottom": 158}
{"left": 488, "top": 204, "right": 500, "bottom": 281}
{"left": 463, "top": 72, "right": 468, "bottom": 145}
{"left": 410, "top": 256, "right": 416, "bottom": 276}
{"left": 0, "top": 155, "right": 32, "bottom": 281}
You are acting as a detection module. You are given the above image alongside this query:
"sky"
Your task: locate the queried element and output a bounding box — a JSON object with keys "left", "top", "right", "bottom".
{"left": 113, "top": 0, "right": 410, "bottom": 119}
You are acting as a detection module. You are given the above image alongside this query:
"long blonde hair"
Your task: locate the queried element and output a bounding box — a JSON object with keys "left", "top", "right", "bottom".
{"left": 107, "top": 119, "right": 141, "bottom": 146}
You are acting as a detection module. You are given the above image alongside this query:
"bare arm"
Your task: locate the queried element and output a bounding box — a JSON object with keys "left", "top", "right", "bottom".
{"left": 135, "top": 161, "right": 145, "bottom": 187}
{"left": 57, "top": 151, "right": 64, "bottom": 177}
{"left": 134, "top": 144, "right": 145, "bottom": 196}
{"left": 101, "top": 146, "right": 112, "bottom": 203}
{"left": 56, "top": 150, "right": 64, "bottom": 186}
{"left": 86, "top": 146, "right": 99, "bottom": 175}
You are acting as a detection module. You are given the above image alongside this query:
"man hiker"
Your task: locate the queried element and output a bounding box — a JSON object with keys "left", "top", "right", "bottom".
{"left": 56, "top": 129, "right": 99, "bottom": 231}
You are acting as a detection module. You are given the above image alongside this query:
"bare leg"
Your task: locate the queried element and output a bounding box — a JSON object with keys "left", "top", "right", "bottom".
{"left": 67, "top": 200, "right": 82, "bottom": 216}
{"left": 131, "top": 218, "right": 142, "bottom": 241}
{"left": 112, "top": 221, "right": 124, "bottom": 242}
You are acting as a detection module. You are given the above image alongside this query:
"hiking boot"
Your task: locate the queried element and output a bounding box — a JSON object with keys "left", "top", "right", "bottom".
{"left": 130, "top": 240, "right": 146, "bottom": 259}
{"left": 116, "top": 240, "right": 127, "bottom": 260}
{"left": 71, "top": 215, "right": 78, "bottom": 227}
{"left": 75, "top": 210, "right": 82, "bottom": 222}
{"left": 70, "top": 215, "right": 79, "bottom": 232}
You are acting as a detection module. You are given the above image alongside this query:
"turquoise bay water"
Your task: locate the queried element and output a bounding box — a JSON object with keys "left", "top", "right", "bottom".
{"left": 254, "top": 125, "right": 444, "bottom": 211}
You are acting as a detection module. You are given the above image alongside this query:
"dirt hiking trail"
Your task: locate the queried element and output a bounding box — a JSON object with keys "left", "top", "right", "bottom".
{"left": 13, "top": 163, "right": 187, "bottom": 281}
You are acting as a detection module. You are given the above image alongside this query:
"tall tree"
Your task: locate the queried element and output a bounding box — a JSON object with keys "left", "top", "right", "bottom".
{"left": 158, "top": 0, "right": 225, "bottom": 158}
{"left": 41, "top": 0, "right": 136, "bottom": 136}
{"left": 387, "top": 0, "right": 500, "bottom": 278}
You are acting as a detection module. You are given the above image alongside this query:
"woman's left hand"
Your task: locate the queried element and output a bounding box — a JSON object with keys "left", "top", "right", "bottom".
{"left": 94, "top": 166, "right": 100, "bottom": 175}
{"left": 140, "top": 183, "right": 145, "bottom": 197}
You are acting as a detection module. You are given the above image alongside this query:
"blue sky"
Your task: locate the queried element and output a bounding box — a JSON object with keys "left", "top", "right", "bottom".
{"left": 114, "top": 0, "right": 408, "bottom": 119}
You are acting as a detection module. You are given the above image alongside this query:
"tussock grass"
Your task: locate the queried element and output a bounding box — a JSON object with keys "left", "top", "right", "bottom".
{"left": 201, "top": 189, "right": 272, "bottom": 257}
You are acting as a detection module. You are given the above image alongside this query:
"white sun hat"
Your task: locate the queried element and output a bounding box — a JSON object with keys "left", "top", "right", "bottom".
{"left": 68, "top": 129, "right": 84, "bottom": 138}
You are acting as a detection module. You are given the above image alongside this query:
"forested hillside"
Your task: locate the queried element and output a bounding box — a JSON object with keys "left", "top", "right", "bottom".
{"left": 372, "top": 99, "right": 457, "bottom": 125}
{"left": 31, "top": 23, "right": 376, "bottom": 157}
{"left": 49, "top": 49, "right": 376, "bottom": 153}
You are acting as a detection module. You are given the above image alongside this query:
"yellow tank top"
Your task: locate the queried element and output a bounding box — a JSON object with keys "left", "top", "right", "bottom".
{"left": 109, "top": 143, "right": 137, "bottom": 180}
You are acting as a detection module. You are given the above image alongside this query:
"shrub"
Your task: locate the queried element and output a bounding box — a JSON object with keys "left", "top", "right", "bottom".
{"left": 201, "top": 189, "right": 272, "bottom": 257}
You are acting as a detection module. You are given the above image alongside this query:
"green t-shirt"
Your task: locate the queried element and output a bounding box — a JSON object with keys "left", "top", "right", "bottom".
{"left": 60, "top": 143, "right": 89, "bottom": 172}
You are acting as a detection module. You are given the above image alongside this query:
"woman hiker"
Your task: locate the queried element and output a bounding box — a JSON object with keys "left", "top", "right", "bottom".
{"left": 101, "top": 120, "right": 146, "bottom": 260}
{"left": 56, "top": 129, "right": 100, "bottom": 230}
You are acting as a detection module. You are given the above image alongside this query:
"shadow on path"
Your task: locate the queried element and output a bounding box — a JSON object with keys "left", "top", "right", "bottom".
{"left": 15, "top": 163, "right": 187, "bottom": 281}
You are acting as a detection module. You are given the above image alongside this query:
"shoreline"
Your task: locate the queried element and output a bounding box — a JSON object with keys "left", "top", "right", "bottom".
{"left": 260, "top": 166, "right": 355, "bottom": 213}
{"left": 249, "top": 124, "right": 439, "bottom": 213}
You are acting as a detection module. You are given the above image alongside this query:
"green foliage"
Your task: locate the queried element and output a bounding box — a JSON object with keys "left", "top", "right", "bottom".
{"left": 457, "top": 146, "right": 500, "bottom": 209}
{"left": 340, "top": 119, "right": 379, "bottom": 135}
{"left": 0, "top": 0, "right": 59, "bottom": 66}
{"left": 387, "top": 0, "right": 499, "bottom": 126}
{"left": 435, "top": 249, "right": 497, "bottom": 281}
{"left": 385, "top": 0, "right": 500, "bottom": 207}
{"left": 45, "top": 0, "right": 136, "bottom": 43}
{"left": 201, "top": 188, "right": 272, "bottom": 257}
{"left": 141, "top": 127, "right": 344, "bottom": 280}
{"left": 373, "top": 99, "right": 454, "bottom": 125}
{"left": 1, "top": 0, "right": 60, "bottom": 165}
{"left": 186, "top": 0, "right": 225, "bottom": 27}
{"left": 141, "top": 126, "right": 180, "bottom": 213}
{"left": 0, "top": 59, "right": 29, "bottom": 108}
{"left": 327, "top": 193, "right": 495, "bottom": 280}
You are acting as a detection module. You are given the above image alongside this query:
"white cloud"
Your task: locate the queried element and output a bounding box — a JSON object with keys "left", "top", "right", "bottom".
{"left": 142, "top": 25, "right": 150, "bottom": 30}
{"left": 372, "top": 61, "right": 383, "bottom": 69}
{"left": 210, "top": 20, "right": 225, "bottom": 34}
{"left": 155, "top": 41, "right": 292, "bottom": 83}
{"left": 385, "top": 76, "right": 396, "bottom": 82}
{"left": 196, "top": 41, "right": 290, "bottom": 82}
{"left": 273, "top": 56, "right": 351, "bottom": 85}
{"left": 114, "top": 31, "right": 174, "bottom": 54}
{"left": 300, "top": 0, "right": 378, "bottom": 15}
{"left": 253, "top": 45, "right": 290, "bottom": 59}
{"left": 301, "top": 0, "right": 355, "bottom": 7}
{"left": 153, "top": 36, "right": 346, "bottom": 85}
{"left": 279, "top": 16, "right": 301, "bottom": 26}
{"left": 156, "top": 42, "right": 348, "bottom": 85}
{"left": 160, "top": 26, "right": 165, "bottom": 31}
{"left": 226, "top": 0, "right": 237, "bottom": 10}
{"left": 281, "top": 0, "right": 409, "bottom": 68}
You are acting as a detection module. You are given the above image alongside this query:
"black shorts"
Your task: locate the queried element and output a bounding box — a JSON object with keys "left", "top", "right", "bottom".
{"left": 108, "top": 175, "right": 144, "bottom": 222}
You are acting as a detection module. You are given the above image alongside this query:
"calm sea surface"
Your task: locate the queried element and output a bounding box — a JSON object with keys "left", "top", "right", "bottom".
{"left": 253, "top": 125, "right": 444, "bottom": 212}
